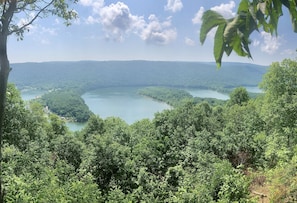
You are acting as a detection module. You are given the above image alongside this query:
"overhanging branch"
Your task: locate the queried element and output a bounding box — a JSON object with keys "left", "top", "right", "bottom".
{"left": 8, "top": 0, "right": 55, "bottom": 35}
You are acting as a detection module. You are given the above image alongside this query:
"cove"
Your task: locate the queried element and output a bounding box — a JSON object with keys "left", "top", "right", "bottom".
{"left": 21, "top": 89, "right": 46, "bottom": 101}
{"left": 82, "top": 87, "right": 172, "bottom": 125}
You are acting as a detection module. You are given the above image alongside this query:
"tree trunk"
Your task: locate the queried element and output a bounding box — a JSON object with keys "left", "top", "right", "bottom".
{"left": 0, "top": 33, "right": 10, "bottom": 203}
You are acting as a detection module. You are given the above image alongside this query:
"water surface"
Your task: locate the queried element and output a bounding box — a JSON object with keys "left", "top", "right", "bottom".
{"left": 21, "top": 87, "right": 234, "bottom": 130}
{"left": 82, "top": 87, "right": 172, "bottom": 125}
{"left": 244, "top": 86, "right": 263, "bottom": 93}
{"left": 21, "top": 89, "right": 46, "bottom": 101}
{"left": 186, "top": 89, "right": 229, "bottom": 100}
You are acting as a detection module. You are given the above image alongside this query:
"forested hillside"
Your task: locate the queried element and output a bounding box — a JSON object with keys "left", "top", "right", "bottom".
{"left": 9, "top": 61, "right": 267, "bottom": 90}
{"left": 3, "top": 58, "right": 297, "bottom": 202}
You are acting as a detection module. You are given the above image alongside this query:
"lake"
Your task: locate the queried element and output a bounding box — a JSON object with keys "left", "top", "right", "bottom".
{"left": 20, "top": 86, "right": 233, "bottom": 130}
{"left": 186, "top": 88, "right": 229, "bottom": 100}
{"left": 244, "top": 86, "right": 263, "bottom": 93}
{"left": 81, "top": 87, "right": 231, "bottom": 126}
{"left": 21, "top": 89, "right": 46, "bottom": 101}
{"left": 81, "top": 87, "right": 172, "bottom": 125}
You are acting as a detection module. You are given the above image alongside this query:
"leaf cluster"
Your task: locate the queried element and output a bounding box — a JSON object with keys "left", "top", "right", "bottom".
{"left": 200, "top": 0, "right": 297, "bottom": 67}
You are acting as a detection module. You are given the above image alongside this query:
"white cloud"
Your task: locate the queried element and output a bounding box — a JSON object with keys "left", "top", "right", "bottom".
{"left": 86, "top": 16, "right": 99, "bottom": 24}
{"left": 79, "top": 0, "right": 104, "bottom": 8}
{"left": 211, "top": 1, "right": 236, "bottom": 19}
{"left": 260, "top": 31, "right": 281, "bottom": 54}
{"left": 165, "top": 0, "right": 183, "bottom": 13}
{"left": 98, "top": 2, "right": 145, "bottom": 41}
{"left": 140, "top": 15, "right": 177, "bottom": 45}
{"left": 79, "top": 0, "right": 104, "bottom": 14}
{"left": 80, "top": 1, "right": 177, "bottom": 44}
{"left": 185, "top": 37, "right": 195, "bottom": 46}
{"left": 92, "top": 0, "right": 105, "bottom": 14}
{"left": 79, "top": 0, "right": 93, "bottom": 6}
{"left": 192, "top": 7, "right": 204, "bottom": 24}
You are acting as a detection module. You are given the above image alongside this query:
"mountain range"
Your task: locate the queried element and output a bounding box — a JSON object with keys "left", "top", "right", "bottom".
{"left": 8, "top": 61, "right": 268, "bottom": 91}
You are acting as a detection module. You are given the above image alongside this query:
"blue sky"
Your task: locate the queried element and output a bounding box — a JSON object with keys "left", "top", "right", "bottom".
{"left": 8, "top": 0, "right": 297, "bottom": 65}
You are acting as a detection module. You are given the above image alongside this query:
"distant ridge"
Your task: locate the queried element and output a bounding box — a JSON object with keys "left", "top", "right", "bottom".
{"left": 9, "top": 61, "right": 268, "bottom": 90}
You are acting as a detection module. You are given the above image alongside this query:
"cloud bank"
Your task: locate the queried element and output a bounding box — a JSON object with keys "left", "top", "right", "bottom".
{"left": 140, "top": 15, "right": 176, "bottom": 45}
{"left": 259, "top": 32, "right": 282, "bottom": 54}
{"left": 81, "top": 1, "right": 177, "bottom": 45}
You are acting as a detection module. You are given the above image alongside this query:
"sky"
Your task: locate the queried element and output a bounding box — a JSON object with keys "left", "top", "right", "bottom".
{"left": 7, "top": 0, "right": 297, "bottom": 66}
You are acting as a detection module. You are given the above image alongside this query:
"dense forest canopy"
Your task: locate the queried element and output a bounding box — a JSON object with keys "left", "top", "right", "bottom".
{"left": 40, "top": 91, "right": 92, "bottom": 122}
{"left": 2, "top": 58, "right": 297, "bottom": 202}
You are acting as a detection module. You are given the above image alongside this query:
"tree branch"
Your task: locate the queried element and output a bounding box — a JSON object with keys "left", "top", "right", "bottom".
{"left": 8, "top": 0, "right": 55, "bottom": 35}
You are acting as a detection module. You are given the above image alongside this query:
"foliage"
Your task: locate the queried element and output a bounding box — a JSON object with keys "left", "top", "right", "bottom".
{"left": 0, "top": 0, "right": 77, "bottom": 199}
{"left": 264, "top": 153, "right": 297, "bottom": 202}
{"left": 228, "top": 87, "right": 250, "bottom": 106}
{"left": 3, "top": 58, "right": 297, "bottom": 202}
{"left": 138, "top": 86, "right": 193, "bottom": 107}
{"left": 41, "top": 90, "right": 92, "bottom": 122}
{"left": 260, "top": 59, "right": 297, "bottom": 148}
{"left": 138, "top": 86, "right": 226, "bottom": 107}
{"left": 200, "top": 0, "right": 297, "bottom": 67}
{"left": 4, "top": 84, "right": 45, "bottom": 150}
{"left": 217, "top": 168, "right": 251, "bottom": 203}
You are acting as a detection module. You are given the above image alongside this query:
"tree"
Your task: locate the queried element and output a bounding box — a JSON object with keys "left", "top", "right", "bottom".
{"left": 228, "top": 87, "right": 250, "bottom": 106}
{"left": 260, "top": 59, "right": 297, "bottom": 147}
{"left": 0, "top": 0, "right": 77, "bottom": 200}
{"left": 200, "top": 0, "right": 297, "bottom": 67}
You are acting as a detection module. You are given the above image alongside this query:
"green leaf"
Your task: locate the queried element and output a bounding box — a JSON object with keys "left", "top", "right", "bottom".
{"left": 272, "top": 0, "right": 283, "bottom": 17}
{"left": 268, "top": 0, "right": 283, "bottom": 35}
{"left": 242, "top": 38, "right": 252, "bottom": 58}
{"left": 257, "top": 2, "right": 266, "bottom": 14}
{"left": 223, "top": 16, "right": 240, "bottom": 42}
{"left": 246, "top": 11, "right": 258, "bottom": 35}
{"left": 230, "top": 33, "right": 248, "bottom": 57}
{"left": 214, "top": 24, "right": 226, "bottom": 68}
{"left": 224, "top": 44, "right": 233, "bottom": 56}
{"left": 200, "top": 10, "right": 226, "bottom": 44}
{"left": 288, "top": 0, "right": 297, "bottom": 32}
{"left": 237, "top": 0, "right": 249, "bottom": 14}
